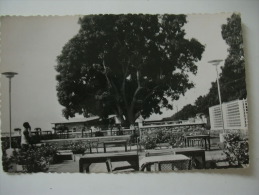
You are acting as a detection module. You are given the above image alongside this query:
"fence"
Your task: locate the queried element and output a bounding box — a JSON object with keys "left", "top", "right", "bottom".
{"left": 209, "top": 99, "right": 248, "bottom": 131}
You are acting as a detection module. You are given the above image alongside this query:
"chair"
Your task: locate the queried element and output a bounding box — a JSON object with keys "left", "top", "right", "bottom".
{"left": 141, "top": 157, "right": 191, "bottom": 172}
{"left": 105, "top": 158, "right": 135, "bottom": 173}
{"left": 88, "top": 139, "right": 99, "bottom": 153}
{"left": 158, "top": 159, "right": 191, "bottom": 171}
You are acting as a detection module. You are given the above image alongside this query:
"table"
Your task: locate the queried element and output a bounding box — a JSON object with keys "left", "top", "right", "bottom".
{"left": 79, "top": 151, "right": 139, "bottom": 173}
{"left": 140, "top": 154, "right": 190, "bottom": 171}
{"left": 103, "top": 140, "right": 128, "bottom": 153}
{"left": 145, "top": 147, "right": 206, "bottom": 169}
{"left": 184, "top": 135, "right": 210, "bottom": 150}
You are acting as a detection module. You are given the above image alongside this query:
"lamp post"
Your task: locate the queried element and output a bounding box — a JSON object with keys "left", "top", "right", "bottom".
{"left": 2, "top": 72, "right": 18, "bottom": 150}
{"left": 208, "top": 60, "right": 225, "bottom": 134}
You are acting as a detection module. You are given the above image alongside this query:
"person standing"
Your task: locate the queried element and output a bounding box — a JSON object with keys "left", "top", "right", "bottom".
{"left": 21, "top": 122, "right": 31, "bottom": 149}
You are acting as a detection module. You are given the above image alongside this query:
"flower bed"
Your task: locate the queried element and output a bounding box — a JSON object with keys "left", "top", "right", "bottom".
{"left": 139, "top": 130, "right": 185, "bottom": 149}
{"left": 59, "top": 141, "right": 89, "bottom": 154}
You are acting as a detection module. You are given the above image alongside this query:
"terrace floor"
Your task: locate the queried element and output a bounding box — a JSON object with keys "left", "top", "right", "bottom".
{"left": 47, "top": 144, "right": 227, "bottom": 173}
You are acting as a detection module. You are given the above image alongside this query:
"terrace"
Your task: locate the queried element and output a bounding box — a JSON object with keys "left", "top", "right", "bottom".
{"left": 1, "top": 121, "right": 249, "bottom": 173}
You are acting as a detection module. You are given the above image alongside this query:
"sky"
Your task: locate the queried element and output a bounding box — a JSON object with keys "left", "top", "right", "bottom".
{"left": 0, "top": 13, "right": 232, "bottom": 132}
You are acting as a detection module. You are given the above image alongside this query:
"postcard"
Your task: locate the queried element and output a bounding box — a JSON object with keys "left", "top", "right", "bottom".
{"left": 0, "top": 13, "right": 248, "bottom": 173}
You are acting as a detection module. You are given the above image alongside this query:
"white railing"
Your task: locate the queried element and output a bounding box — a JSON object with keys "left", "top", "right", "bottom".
{"left": 209, "top": 99, "right": 248, "bottom": 130}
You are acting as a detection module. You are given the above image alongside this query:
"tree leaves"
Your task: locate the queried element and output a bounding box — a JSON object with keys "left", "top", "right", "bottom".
{"left": 170, "top": 13, "right": 247, "bottom": 120}
{"left": 56, "top": 14, "right": 205, "bottom": 124}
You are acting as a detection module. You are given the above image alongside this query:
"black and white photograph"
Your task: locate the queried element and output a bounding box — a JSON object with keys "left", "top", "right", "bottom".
{"left": 1, "top": 13, "right": 249, "bottom": 174}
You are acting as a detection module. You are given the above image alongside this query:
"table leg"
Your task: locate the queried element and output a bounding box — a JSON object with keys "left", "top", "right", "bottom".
{"left": 85, "top": 163, "right": 91, "bottom": 173}
{"left": 104, "top": 143, "right": 106, "bottom": 153}
{"left": 201, "top": 152, "right": 206, "bottom": 169}
{"left": 125, "top": 143, "right": 127, "bottom": 152}
{"left": 79, "top": 160, "right": 83, "bottom": 172}
{"left": 79, "top": 160, "right": 91, "bottom": 173}
{"left": 208, "top": 137, "right": 210, "bottom": 150}
{"left": 128, "top": 158, "right": 139, "bottom": 171}
{"left": 204, "top": 138, "right": 207, "bottom": 151}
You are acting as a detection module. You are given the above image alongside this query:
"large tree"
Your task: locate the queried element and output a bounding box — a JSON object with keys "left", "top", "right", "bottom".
{"left": 220, "top": 13, "right": 247, "bottom": 101}
{"left": 56, "top": 14, "right": 205, "bottom": 126}
{"left": 169, "top": 104, "right": 197, "bottom": 121}
{"left": 169, "top": 13, "right": 246, "bottom": 120}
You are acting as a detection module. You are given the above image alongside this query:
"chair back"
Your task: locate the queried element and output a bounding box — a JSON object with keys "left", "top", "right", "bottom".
{"left": 158, "top": 159, "right": 191, "bottom": 171}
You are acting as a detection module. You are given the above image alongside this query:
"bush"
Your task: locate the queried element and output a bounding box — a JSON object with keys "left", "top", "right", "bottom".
{"left": 140, "top": 130, "right": 185, "bottom": 149}
{"left": 95, "top": 131, "right": 104, "bottom": 137}
{"left": 156, "top": 130, "right": 171, "bottom": 143}
{"left": 60, "top": 141, "right": 88, "bottom": 154}
{"left": 223, "top": 133, "right": 249, "bottom": 166}
{"left": 2, "top": 144, "right": 58, "bottom": 173}
{"left": 130, "top": 131, "right": 139, "bottom": 144}
{"left": 2, "top": 154, "right": 14, "bottom": 172}
{"left": 1, "top": 137, "right": 21, "bottom": 152}
{"left": 169, "top": 133, "right": 185, "bottom": 148}
{"left": 140, "top": 134, "right": 157, "bottom": 149}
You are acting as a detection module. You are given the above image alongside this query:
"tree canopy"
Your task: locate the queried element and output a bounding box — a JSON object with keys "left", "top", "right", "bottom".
{"left": 169, "top": 13, "right": 246, "bottom": 120}
{"left": 56, "top": 14, "right": 205, "bottom": 125}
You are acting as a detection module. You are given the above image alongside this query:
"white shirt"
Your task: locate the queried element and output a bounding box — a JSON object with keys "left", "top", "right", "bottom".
{"left": 21, "top": 129, "right": 29, "bottom": 145}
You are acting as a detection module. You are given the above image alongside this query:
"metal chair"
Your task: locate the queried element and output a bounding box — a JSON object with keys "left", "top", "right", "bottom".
{"left": 141, "top": 156, "right": 191, "bottom": 172}
{"left": 158, "top": 159, "right": 191, "bottom": 171}
{"left": 105, "top": 158, "right": 135, "bottom": 173}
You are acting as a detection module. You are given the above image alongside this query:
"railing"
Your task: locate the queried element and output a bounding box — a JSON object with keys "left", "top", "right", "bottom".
{"left": 41, "top": 135, "right": 132, "bottom": 148}
{"left": 51, "top": 128, "right": 136, "bottom": 139}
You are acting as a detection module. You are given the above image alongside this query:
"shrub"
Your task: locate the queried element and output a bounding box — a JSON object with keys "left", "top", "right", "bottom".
{"left": 140, "top": 130, "right": 185, "bottom": 149}
{"left": 2, "top": 154, "right": 14, "bottom": 172}
{"left": 140, "top": 134, "right": 157, "bottom": 149}
{"left": 223, "top": 133, "right": 249, "bottom": 166}
{"left": 130, "top": 131, "right": 139, "bottom": 144}
{"left": 1, "top": 137, "right": 21, "bottom": 152}
{"left": 60, "top": 141, "right": 88, "bottom": 154}
{"left": 2, "top": 144, "right": 58, "bottom": 173}
{"left": 156, "top": 130, "right": 171, "bottom": 143}
{"left": 169, "top": 133, "right": 185, "bottom": 148}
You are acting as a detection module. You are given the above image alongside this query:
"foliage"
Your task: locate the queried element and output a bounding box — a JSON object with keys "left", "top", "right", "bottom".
{"left": 169, "top": 133, "right": 185, "bottom": 148}
{"left": 130, "top": 130, "right": 139, "bottom": 144}
{"left": 56, "top": 14, "right": 205, "bottom": 126}
{"left": 140, "top": 130, "right": 184, "bottom": 149}
{"left": 1, "top": 137, "right": 21, "bottom": 152}
{"left": 140, "top": 134, "right": 157, "bottom": 149}
{"left": 170, "top": 104, "right": 197, "bottom": 120}
{"left": 2, "top": 144, "right": 58, "bottom": 173}
{"left": 220, "top": 13, "right": 247, "bottom": 101}
{"left": 2, "top": 154, "right": 14, "bottom": 172}
{"left": 223, "top": 133, "right": 249, "bottom": 166}
{"left": 60, "top": 141, "right": 88, "bottom": 154}
{"left": 169, "top": 13, "right": 246, "bottom": 120}
{"left": 95, "top": 131, "right": 104, "bottom": 137}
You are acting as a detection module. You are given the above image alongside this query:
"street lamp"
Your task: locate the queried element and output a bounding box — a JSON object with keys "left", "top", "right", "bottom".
{"left": 2, "top": 72, "right": 18, "bottom": 150}
{"left": 208, "top": 60, "right": 225, "bottom": 134}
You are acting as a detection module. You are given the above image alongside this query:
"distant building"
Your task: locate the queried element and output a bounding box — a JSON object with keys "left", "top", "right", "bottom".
{"left": 209, "top": 99, "right": 248, "bottom": 130}
{"left": 51, "top": 115, "right": 118, "bottom": 132}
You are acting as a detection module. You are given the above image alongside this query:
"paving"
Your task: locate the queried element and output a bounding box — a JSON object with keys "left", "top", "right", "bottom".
{"left": 48, "top": 144, "right": 227, "bottom": 173}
